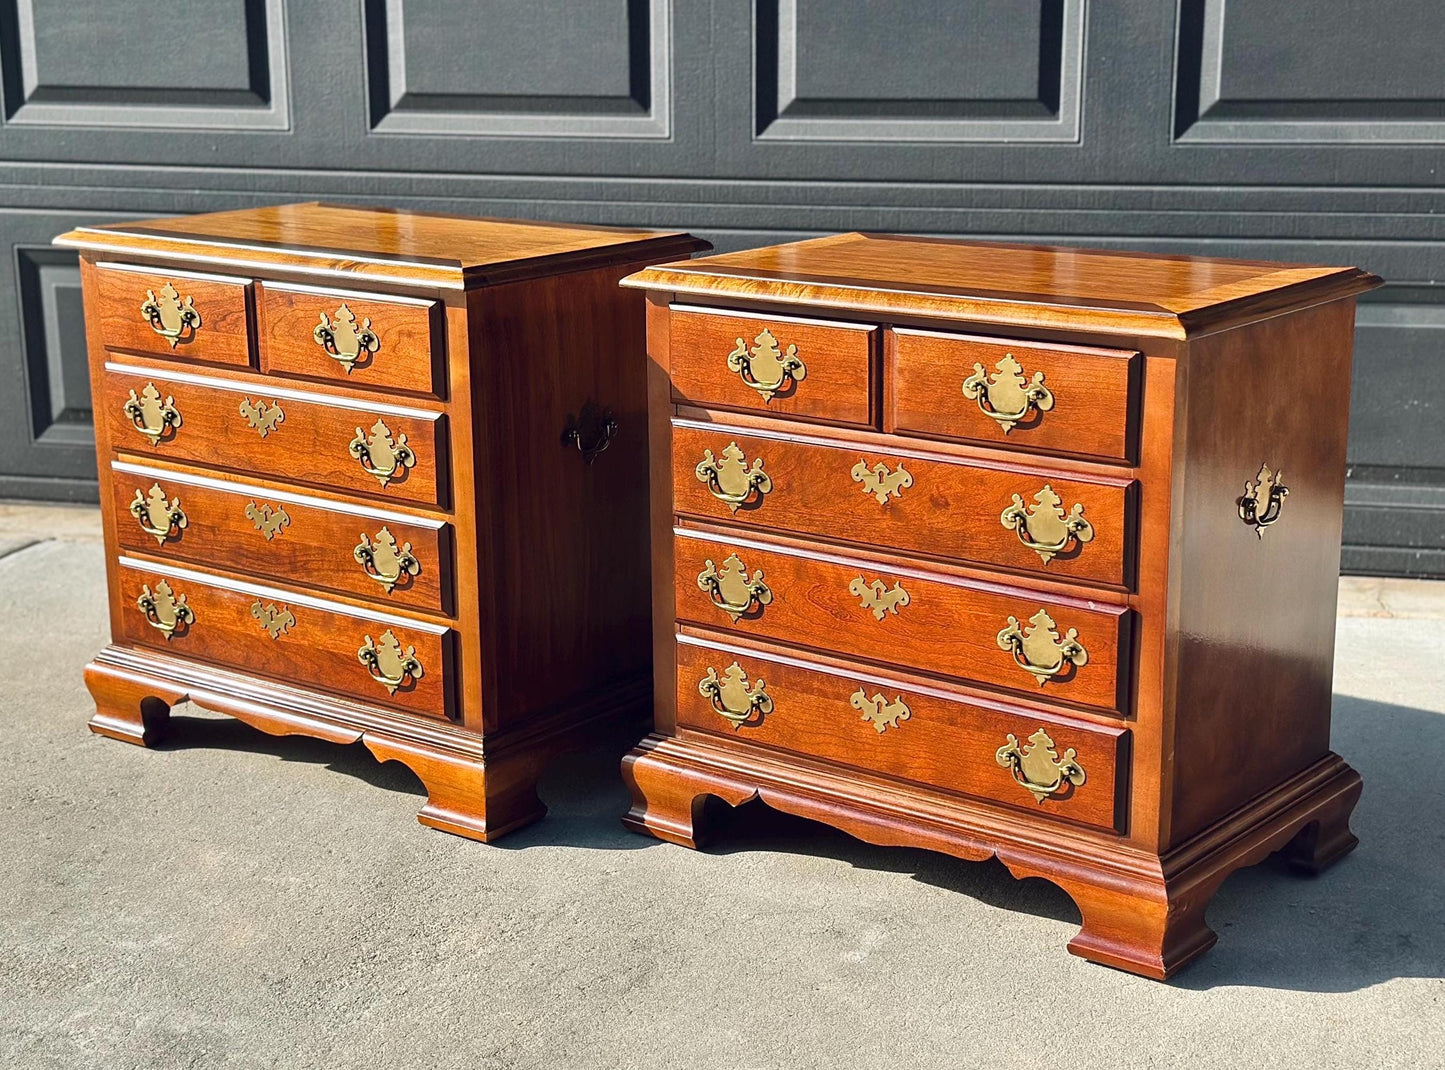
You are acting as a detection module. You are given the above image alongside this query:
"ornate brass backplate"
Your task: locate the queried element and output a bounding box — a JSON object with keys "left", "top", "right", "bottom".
{"left": 358, "top": 629, "right": 424, "bottom": 694}
{"left": 851, "top": 688, "right": 911, "bottom": 734}
{"left": 696, "top": 442, "right": 772, "bottom": 512}
{"left": 245, "top": 500, "right": 290, "bottom": 540}
{"left": 1000, "top": 484, "right": 1094, "bottom": 564}
{"left": 996, "top": 609, "right": 1087, "bottom": 686}
{"left": 139, "top": 282, "right": 201, "bottom": 348}
{"left": 851, "top": 459, "right": 912, "bottom": 505}
{"left": 354, "top": 527, "right": 421, "bottom": 593}
{"left": 996, "top": 728, "right": 1086, "bottom": 803}
{"left": 128, "top": 483, "right": 187, "bottom": 547}
{"left": 849, "top": 576, "right": 909, "bottom": 621}
{"left": 348, "top": 418, "right": 416, "bottom": 487}
{"left": 960, "top": 354, "right": 1055, "bottom": 433}
{"left": 726, "top": 328, "right": 806, "bottom": 403}
{"left": 251, "top": 600, "right": 295, "bottom": 639}
{"left": 313, "top": 303, "right": 380, "bottom": 373}
{"left": 1238, "top": 463, "right": 1288, "bottom": 537}
{"left": 239, "top": 397, "right": 285, "bottom": 438}
{"left": 561, "top": 402, "right": 618, "bottom": 465}
{"left": 698, "top": 661, "right": 773, "bottom": 729}
{"left": 136, "top": 579, "right": 193, "bottom": 640}
{"left": 123, "top": 383, "right": 182, "bottom": 445}
{"left": 697, "top": 553, "right": 773, "bottom": 622}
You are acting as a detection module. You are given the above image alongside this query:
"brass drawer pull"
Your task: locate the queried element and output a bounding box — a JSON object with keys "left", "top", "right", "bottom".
{"left": 698, "top": 661, "right": 773, "bottom": 729}
{"left": 996, "top": 728, "right": 1086, "bottom": 803}
{"left": 358, "top": 629, "right": 424, "bottom": 694}
{"left": 129, "top": 483, "right": 187, "bottom": 547}
{"left": 960, "top": 354, "right": 1054, "bottom": 433}
{"left": 697, "top": 553, "right": 772, "bottom": 622}
{"left": 136, "top": 579, "right": 193, "bottom": 640}
{"left": 727, "top": 328, "right": 806, "bottom": 402}
{"left": 349, "top": 418, "right": 416, "bottom": 487}
{"left": 354, "top": 527, "right": 421, "bottom": 593}
{"left": 314, "top": 303, "right": 380, "bottom": 373}
{"left": 139, "top": 282, "right": 201, "bottom": 348}
{"left": 696, "top": 442, "right": 771, "bottom": 512}
{"left": 1238, "top": 463, "right": 1288, "bottom": 537}
{"left": 851, "top": 689, "right": 910, "bottom": 734}
{"left": 851, "top": 459, "right": 911, "bottom": 505}
{"left": 997, "top": 609, "right": 1087, "bottom": 685}
{"left": 1000, "top": 484, "right": 1094, "bottom": 564}
{"left": 123, "top": 382, "right": 182, "bottom": 445}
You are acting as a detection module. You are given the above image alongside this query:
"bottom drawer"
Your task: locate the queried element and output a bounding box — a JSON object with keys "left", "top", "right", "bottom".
{"left": 675, "top": 634, "right": 1127, "bottom": 831}
{"left": 116, "top": 556, "right": 452, "bottom": 720}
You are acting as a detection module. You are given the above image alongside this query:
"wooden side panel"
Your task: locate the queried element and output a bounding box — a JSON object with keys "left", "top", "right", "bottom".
{"left": 93, "top": 262, "right": 252, "bottom": 367}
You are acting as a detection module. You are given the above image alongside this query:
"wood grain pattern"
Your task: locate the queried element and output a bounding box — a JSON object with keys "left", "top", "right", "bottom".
{"left": 889, "top": 327, "right": 1138, "bottom": 462}
{"left": 669, "top": 305, "right": 875, "bottom": 426}
{"left": 256, "top": 281, "right": 442, "bottom": 397}
{"left": 93, "top": 261, "right": 252, "bottom": 367}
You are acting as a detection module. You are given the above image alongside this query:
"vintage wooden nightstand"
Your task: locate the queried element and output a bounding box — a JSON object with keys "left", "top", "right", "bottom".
{"left": 58, "top": 203, "right": 707, "bottom": 841}
{"left": 620, "top": 234, "right": 1379, "bottom": 978}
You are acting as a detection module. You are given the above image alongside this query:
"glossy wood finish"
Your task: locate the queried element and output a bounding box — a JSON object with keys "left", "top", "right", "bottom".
{"left": 669, "top": 305, "right": 875, "bottom": 426}
{"left": 890, "top": 328, "right": 1139, "bottom": 462}
{"left": 672, "top": 421, "right": 1135, "bottom": 588}
{"left": 674, "top": 528, "right": 1128, "bottom": 713}
{"left": 92, "top": 261, "right": 252, "bottom": 367}
{"left": 256, "top": 281, "right": 443, "bottom": 397}
{"left": 623, "top": 234, "right": 1379, "bottom": 979}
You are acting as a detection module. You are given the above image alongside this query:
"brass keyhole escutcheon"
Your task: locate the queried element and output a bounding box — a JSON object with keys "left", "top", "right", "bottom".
{"left": 697, "top": 553, "right": 773, "bottom": 622}
{"left": 851, "top": 459, "right": 912, "bottom": 505}
{"left": 136, "top": 579, "right": 194, "bottom": 640}
{"left": 1238, "top": 463, "right": 1288, "bottom": 537}
{"left": 354, "top": 527, "right": 421, "bottom": 593}
{"left": 849, "top": 576, "right": 909, "bottom": 621}
{"left": 696, "top": 442, "right": 772, "bottom": 512}
{"left": 851, "top": 689, "right": 910, "bottom": 734}
{"left": 726, "top": 328, "right": 806, "bottom": 403}
{"left": 314, "top": 303, "right": 380, "bottom": 373}
{"left": 358, "top": 629, "right": 424, "bottom": 694}
{"left": 139, "top": 282, "right": 201, "bottom": 348}
{"left": 129, "top": 483, "right": 187, "bottom": 547}
{"left": 1000, "top": 484, "right": 1094, "bottom": 564}
{"left": 961, "top": 354, "right": 1054, "bottom": 433}
{"left": 349, "top": 418, "right": 416, "bottom": 487}
{"left": 123, "top": 383, "right": 182, "bottom": 446}
{"left": 698, "top": 661, "right": 773, "bottom": 729}
{"left": 996, "top": 728, "right": 1086, "bottom": 803}
{"left": 996, "top": 609, "right": 1087, "bottom": 686}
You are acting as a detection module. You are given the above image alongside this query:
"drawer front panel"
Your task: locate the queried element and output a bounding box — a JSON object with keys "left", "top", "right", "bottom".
{"left": 110, "top": 462, "right": 450, "bottom": 614}
{"left": 257, "top": 282, "right": 442, "bottom": 397}
{"left": 675, "top": 636, "right": 1126, "bottom": 832}
{"left": 94, "top": 262, "right": 251, "bottom": 367}
{"left": 675, "top": 531, "right": 1128, "bottom": 713}
{"left": 116, "top": 559, "right": 452, "bottom": 720}
{"left": 673, "top": 423, "right": 1134, "bottom": 588}
{"left": 891, "top": 329, "right": 1139, "bottom": 462}
{"left": 101, "top": 362, "right": 446, "bottom": 507}
{"left": 670, "top": 306, "right": 875, "bottom": 426}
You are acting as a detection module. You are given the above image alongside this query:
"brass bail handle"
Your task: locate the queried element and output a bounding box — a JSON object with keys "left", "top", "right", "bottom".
{"left": 698, "top": 662, "right": 773, "bottom": 729}
{"left": 128, "top": 484, "right": 187, "bottom": 547}
{"left": 348, "top": 419, "right": 416, "bottom": 487}
{"left": 139, "top": 282, "right": 201, "bottom": 348}
{"left": 314, "top": 303, "right": 380, "bottom": 373}
{"left": 695, "top": 442, "right": 772, "bottom": 512}
{"left": 996, "top": 609, "right": 1088, "bottom": 686}
{"left": 353, "top": 527, "right": 421, "bottom": 593}
{"left": 357, "top": 629, "right": 424, "bottom": 695}
{"left": 697, "top": 554, "right": 773, "bottom": 622}
{"left": 122, "top": 383, "right": 183, "bottom": 446}
{"left": 726, "top": 328, "right": 806, "bottom": 403}
{"left": 960, "top": 354, "right": 1054, "bottom": 433}
{"left": 561, "top": 403, "right": 618, "bottom": 465}
{"left": 999, "top": 484, "right": 1094, "bottom": 565}
{"left": 996, "top": 728, "right": 1086, "bottom": 803}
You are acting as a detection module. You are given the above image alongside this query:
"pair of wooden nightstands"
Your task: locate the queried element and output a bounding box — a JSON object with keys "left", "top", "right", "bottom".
{"left": 64, "top": 208, "right": 1375, "bottom": 979}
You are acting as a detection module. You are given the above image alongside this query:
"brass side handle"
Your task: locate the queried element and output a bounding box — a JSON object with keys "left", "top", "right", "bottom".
{"left": 1238, "top": 463, "right": 1288, "bottom": 537}
{"left": 128, "top": 483, "right": 187, "bottom": 547}
{"left": 123, "top": 383, "right": 182, "bottom": 445}
{"left": 727, "top": 328, "right": 805, "bottom": 403}
{"left": 561, "top": 402, "right": 618, "bottom": 465}
{"left": 996, "top": 728, "right": 1086, "bottom": 803}
{"left": 697, "top": 554, "right": 772, "bottom": 622}
{"left": 698, "top": 661, "right": 773, "bottom": 729}
{"left": 960, "top": 354, "right": 1054, "bottom": 433}
{"left": 696, "top": 442, "right": 771, "bottom": 512}
{"left": 314, "top": 303, "right": 380, "bottom": 373}
{"left": 1000, "top": 484, "right": 1094, "bottom": 564}
{"left": 354, "top": 527, "right": 421, "bottom": 593}
{"left": 136, "top": 579, "right": 193, "bottom": 640}
{"left": 139, "top": 282, "right": 201, "bottom": 348}
{"left": 358, "top": 629, "right": 424, "bottom": 695}
{"left": 349, "top": 418, "right": 416, "bottom": 487}
{"left": 996, "top": 609, "right": 1087, "bottom": 686}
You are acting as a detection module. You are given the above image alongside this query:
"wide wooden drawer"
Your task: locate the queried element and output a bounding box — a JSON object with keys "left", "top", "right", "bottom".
{"left": 100, "top": 361, "right": 447, "bottom": 507}
{"left": 672, "top": 421, "right": 1134, "bottom": 588}
{"left": 257, "top": 282, "right": 442, "bottom": 397}
{"left": 674, "top": 529, "right": 1129, "bottom": 714}
{"left": 670, "top": 305, "right": 875, "bottom": 426}
{"left": 890, "top": 328, "right": 1139, "bottom": 462}
{"left": 109, "top": 461, "right": 451, "bottom": 614}
{"left": 116, "top": 557, "right": 452, "bottom": 720}
{"left": 675, "top": 634, "right": 1127, "bottom": 832}
{"left": 93, "top": 262, "right": 251, "bottom": 367}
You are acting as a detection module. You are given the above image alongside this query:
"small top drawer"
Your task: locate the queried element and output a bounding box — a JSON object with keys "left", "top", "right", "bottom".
{"left": 257, "top": 282, "right": 442, "bottom": 397}
{"left": 93, "top": 262, "right": 251, "bottom": 367}
{"left": 890, "top": 329, "right": 1139, "bottom": 463}
{"left": 670, "top": 306, "right": 875, "bottom": 426}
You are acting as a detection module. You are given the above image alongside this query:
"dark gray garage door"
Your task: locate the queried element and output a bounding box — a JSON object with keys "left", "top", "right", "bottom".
{"left": 1, "top": 0, "right": 1440, "bottom": 576}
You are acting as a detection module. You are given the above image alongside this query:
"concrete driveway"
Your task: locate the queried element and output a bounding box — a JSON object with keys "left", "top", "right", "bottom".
{"left": 1, "top": 504, "right": 1442, "bottom": 1070}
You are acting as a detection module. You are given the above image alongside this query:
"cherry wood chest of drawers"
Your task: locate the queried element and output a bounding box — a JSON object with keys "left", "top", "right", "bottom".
{"left": 620, "top": 234, "right": 1380, "bottom": 979}
{"left": 59, "top": 203, "right": 706, "bottom": 841}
